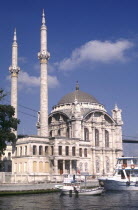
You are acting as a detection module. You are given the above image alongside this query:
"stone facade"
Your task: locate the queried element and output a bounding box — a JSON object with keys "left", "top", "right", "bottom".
{"left": 11, "top": 85, "right": 123, "bottom": 182}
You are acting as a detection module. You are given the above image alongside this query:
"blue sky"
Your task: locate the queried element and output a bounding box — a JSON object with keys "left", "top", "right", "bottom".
{"left": 1, "top": 0, "right": 138, "bottom": 155}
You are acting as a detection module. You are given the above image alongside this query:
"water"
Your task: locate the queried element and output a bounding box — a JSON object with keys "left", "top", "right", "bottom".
{"left": 0, "top": 191, "right": 138, "bottom": 210}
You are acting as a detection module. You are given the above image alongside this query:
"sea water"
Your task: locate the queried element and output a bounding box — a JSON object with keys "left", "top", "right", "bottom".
{"left": 0, "top": 191, "right": 138, "bottom": 210}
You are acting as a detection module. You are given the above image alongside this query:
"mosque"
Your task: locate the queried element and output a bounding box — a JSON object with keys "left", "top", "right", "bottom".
{"left": 0, "top": 11, "right": 123, "bottom": 183}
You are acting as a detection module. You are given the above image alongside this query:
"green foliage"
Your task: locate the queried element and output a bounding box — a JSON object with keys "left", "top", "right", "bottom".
{"left": 0, "top": 89, "right": 20, "bottom": 155}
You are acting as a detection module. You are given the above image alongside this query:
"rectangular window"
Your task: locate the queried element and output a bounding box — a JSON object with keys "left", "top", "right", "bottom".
{"left": 66, "top": 146, "right": 69, "bottom": 156}
{"left": 15, "top": 147, "right": 17, "bottom": 156}
{"left": 72, "top": 147, "right": 76, "bottom": 156}
{"left": 8, "top": 152, "right": 11, "bottom": 160}
{"left": 51, "top": 146, "right": 54, "bottom": 155}
{"left": 39, "top": 146, "right": 43, "bottom": 155}
{"left": 33, "top": 145, "right": 37, "bottom": 155}
{"left": 59, "top": 146, "right": 62, "bottom": 155}
{"left": 25, "top": 146, "right": 27, "bottom": 156}
{"left": 20, "top": 147, "right": 22, "bottom": 156}
{"left": 45, "top": 146, "right": 48, "bottom": 155}
{"left": 79, "top": 148, "right": 82, "bottom": 157}
{"left": 84, "top": 148, "right": 87, "bottom": 157}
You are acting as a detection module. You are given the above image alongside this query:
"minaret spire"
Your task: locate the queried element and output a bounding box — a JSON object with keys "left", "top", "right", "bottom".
{"left": 38, "top": 10, "right": 50, "bottom": 136}
{"left": 9, "top": 29, "right": 20, "bottom": 136}
{"left": 13, "top": 28, "right": 17, "bottom": 42}
{"left": 42, "top": 9, "right": 45, "bottom": 25}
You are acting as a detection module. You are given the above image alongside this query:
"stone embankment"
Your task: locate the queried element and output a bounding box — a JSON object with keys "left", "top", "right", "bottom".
{"left": 0, "top": 180, "right": 99, "bottom": 195}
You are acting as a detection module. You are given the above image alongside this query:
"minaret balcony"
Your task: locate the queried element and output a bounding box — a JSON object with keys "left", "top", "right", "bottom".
{"left": 38, "top": 51, "right": 50, "bottom": 61}
{"left": 9, "top": 66, "right": 20, "bottom": 74}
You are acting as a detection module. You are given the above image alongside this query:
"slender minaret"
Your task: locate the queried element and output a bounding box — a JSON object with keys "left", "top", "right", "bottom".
{"left": 38, "top": 10, "right": 50, "bottom": 136}
{"left": 9, "top": 29, "right": 20, "bottom": 136}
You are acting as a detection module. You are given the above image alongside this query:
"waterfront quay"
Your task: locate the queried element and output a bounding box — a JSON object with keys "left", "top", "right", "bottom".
{"left": 0, "top": 179, "right": 99, "bottom": 195}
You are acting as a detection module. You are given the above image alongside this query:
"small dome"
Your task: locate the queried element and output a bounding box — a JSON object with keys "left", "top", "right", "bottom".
{"left": 58, "top": 83, "right": 99, "bottom": 105}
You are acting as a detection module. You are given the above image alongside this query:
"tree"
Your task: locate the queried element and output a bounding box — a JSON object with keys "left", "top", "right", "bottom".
{"left": 0, "top": 89, "right": 20, "bottom": 155}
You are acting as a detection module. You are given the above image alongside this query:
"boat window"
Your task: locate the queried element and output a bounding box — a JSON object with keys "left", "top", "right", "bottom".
{"left": 131, "top": 170, "right": 138, "bottom": 177}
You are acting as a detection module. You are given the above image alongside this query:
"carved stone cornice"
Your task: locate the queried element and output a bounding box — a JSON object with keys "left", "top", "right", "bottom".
{"left": 9, "top": 66, "right": 20, "bottom": 76}
{"left": 38, "top": 51, "right": 50, "bottom": 63}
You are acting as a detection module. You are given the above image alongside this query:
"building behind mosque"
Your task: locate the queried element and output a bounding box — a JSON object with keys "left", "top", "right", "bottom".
{"left": 0, "top": 11, "right": 123, "bottom": 183}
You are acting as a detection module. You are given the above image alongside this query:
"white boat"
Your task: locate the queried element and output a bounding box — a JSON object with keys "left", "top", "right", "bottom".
{"left": 55, "top": 175, "right": 104, "bottom": 195}
{"left": 99, "top": 157, "right": 138, "bottom": 191}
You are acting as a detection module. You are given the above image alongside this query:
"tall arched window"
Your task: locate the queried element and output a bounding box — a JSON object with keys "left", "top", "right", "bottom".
{"left": 39, "top": 146, "right": 43, "bottom": 155}
{"left": 33, "top": 145, "right": 37, "bottom": 155}
{"left": 84, "top": 148, "right": 87, "bottom": 157}
{"left": 105, "top": 130, "right": 109, "bottom": 147}
{"left": 84, "top": 128, "right": 89, "bottom": 141}
{"left": 95, "top": 129, "right": 99, "bottom": 147}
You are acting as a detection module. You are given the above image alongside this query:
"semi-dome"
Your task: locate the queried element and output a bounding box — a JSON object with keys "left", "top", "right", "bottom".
{"left": 58, "top": 82, "right": 99, "bottom": 105}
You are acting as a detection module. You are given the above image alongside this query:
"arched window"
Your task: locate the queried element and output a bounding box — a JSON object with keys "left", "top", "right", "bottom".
{"left": 25, "top": 146, "right": 27, "bottom": 156}
{"left": 95, "top": 129, "right": 99, "bottom": 147}
{"left": 96, "top": 156, "right": 100, "bottom": 173}
{"left": 79, "top": 148, "right": 82, "bottom": 157}
{"left": 72, "top": 147, "right": 76, "bottom": 156}
{"left": 15, "top": 147, "right": 17, "bottom": 156}
{"left": 84, "top": 148, "right": 87, "bottom": 157}
{"left": 20, "top": 147, "right": 22, "bottom": 156}
{"left": 8, "top": 152, "right": 11, "bottom": 160}
{"left": 66, "top": 146, "right": 69, "bottom": 156}
{"left": 84, "top": 128, "right": 89, "bottom": 141}
{"left": 33, "top": 145, "right": 37, "bottom": 155}
{"left": 58, "top": 146, "right": 62, "bottom": 155}
{"left": 105, "top": 130, "right": 109, "bottom": 147}
{"left": 106, "top": 157, "right": 110, "bottom": 173}
{"left": 66, "top": 128, "right": 69, "bottom": 138}
{"left": 45, "top": 146, "right": 48, "bottom": 155}
{"left": 39, "top": 146, "right": 43, "bottom": 155}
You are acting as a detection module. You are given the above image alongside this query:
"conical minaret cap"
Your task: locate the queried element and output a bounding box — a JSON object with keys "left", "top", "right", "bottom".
{"left": 42, "top": 9, "right": 46, "bottom": 25}
{"left": 13, "top": 28, "right": 17, "bottom": 42}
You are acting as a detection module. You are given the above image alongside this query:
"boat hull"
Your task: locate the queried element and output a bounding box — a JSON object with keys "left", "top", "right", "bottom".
{"left": 61, "top": 187, "right": 103, "bottom": 195}
{"left": 99, "top": 179, "right": 138, "bottom": 191}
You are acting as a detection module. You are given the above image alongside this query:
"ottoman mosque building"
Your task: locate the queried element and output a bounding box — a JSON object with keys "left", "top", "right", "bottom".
{"left": 2, "top": 11, "right": 123, "bottom": 183}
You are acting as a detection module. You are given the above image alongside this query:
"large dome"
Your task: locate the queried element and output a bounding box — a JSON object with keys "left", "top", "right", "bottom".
{"left": 58, "top": 83, "right": 99, "bottom": 105}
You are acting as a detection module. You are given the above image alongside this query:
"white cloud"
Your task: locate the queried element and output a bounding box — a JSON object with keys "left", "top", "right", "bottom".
{"left": 57, "top": 40, "right": 133, "bottom": 71}
{"left": 18, "top": 56, "right": 27, "bottom": 64}
{"left": 7, "top": 71, "right": 60, "bottom": 89}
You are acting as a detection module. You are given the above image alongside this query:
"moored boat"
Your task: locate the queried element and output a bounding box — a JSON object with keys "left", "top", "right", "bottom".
{"left": 99, "top": 157, "right": 138, "bottom": 191}
{"left": 55, "top": 175, "right": 104, "bottom": 195}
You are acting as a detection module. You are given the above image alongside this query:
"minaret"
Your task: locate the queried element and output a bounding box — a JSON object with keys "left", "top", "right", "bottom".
{"left": 9, "top": 29, "right": 20, "bottom": 135}
{"left": 38, "top": 10, "right": 50, "bottom": 136}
